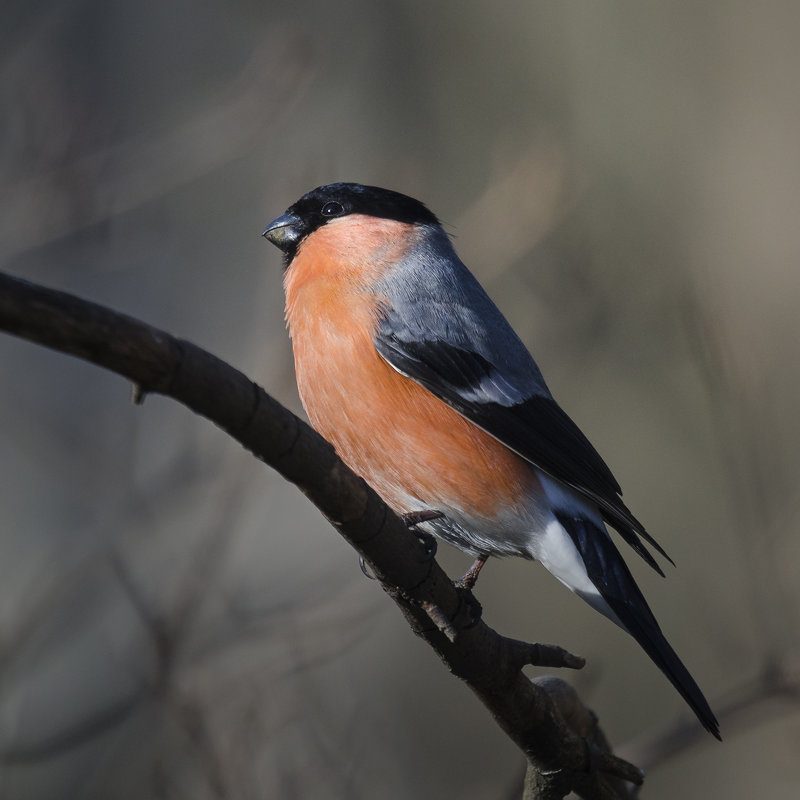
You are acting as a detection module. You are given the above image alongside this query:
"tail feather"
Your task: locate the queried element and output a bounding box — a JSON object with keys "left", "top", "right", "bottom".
{"left": 554, "top": 511, "right": 721, "bottom": 739}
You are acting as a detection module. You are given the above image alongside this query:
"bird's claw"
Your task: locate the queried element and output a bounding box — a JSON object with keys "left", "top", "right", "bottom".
{"left": 415, "top": 530, "right": 438, "bottom": 561}
{"left": 400, "top": 509, "right": 442, "bottom": 562}
{"left": 359, "top": 510, "right": 442, "bottom": 578}
{"left": 359, "top": 556, "right": 376, "bottom": 580}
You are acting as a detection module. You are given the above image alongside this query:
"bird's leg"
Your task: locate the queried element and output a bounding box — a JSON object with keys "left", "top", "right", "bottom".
{"left": 454, "top": 555, "right": 488, "bottom": 627}
{"left": 401, "top": 509, "right": 445, "bottom": 527}
{"left": 456, "top": 554, "right": 489, "bottom": 590}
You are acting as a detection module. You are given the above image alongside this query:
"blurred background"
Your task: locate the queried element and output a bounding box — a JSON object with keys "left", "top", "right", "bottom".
{"left": 1, "top": 1, "right": 799, "bottom": 797}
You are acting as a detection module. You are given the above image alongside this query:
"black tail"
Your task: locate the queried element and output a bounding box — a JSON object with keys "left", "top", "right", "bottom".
{"left": 555, "top": 512, "right": 721, "bottom": 739}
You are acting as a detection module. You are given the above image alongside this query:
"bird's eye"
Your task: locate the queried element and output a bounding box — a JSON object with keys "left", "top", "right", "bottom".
{"left": 321, "top": 201, "right": 345, "bottom": 217}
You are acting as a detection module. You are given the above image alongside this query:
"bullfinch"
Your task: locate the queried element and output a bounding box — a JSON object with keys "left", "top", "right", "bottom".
{"left": 263, "top": 183, "right": 719, "bottom": 738}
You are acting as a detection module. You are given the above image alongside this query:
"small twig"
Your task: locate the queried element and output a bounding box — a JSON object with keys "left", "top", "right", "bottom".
{"left": 507, "top": 638, "right": 586, "bottom": 671}
{"left": 421, "top": 599, "right": 458, "bottom": 642}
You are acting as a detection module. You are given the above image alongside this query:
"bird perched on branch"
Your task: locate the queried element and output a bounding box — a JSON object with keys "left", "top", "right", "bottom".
{"left": 263, "top": 182, "right": 719, "bottom": 738}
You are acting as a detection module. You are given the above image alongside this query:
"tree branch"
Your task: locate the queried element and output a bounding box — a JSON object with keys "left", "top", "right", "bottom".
{"left": 0, "top": 271, "right": 642, "bottom": 799}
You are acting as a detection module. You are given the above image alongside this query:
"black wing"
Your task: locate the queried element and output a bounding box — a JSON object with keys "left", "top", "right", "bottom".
{"left": 375, "top": 323, "right": 672, "bottom": 574}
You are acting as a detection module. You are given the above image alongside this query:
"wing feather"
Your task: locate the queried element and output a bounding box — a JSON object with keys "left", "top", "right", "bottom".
{"left": 375, "top": 316, "right": 672, "bottom": 574}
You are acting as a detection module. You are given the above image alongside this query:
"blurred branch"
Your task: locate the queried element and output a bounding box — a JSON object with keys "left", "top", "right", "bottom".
{"left": 621, "top": 656, "right": 800, "bottom": 773}
{"left": 682, "top": 292, "right": 799, "bottom": 660}
{"left": 0, "top": 689, "right": 145, "bottom": 765}
{"left": 0, "top": 271, "right": 643, "bottom": 799}
{"left": 0, "top": 36, "right": 313, "bottom": 263}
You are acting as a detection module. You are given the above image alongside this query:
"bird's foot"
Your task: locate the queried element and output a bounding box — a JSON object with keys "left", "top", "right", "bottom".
{"left": 359, "top": 509, "right": 444, "bottom": 579}
{"left": 414, "top": 529, "right": 438, "bottom": 561}
{"left": 401, "top": 509, "right": 443, "bottom": 562}
{"left": 454, "top": 554, "right": 488, "bottom": 591}
{"left": 359, "top": 556, "right": 375, "bottom": 580}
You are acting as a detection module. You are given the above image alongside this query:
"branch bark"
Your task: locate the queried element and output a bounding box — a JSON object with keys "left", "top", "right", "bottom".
{"left": 0, "top": 271, "right": 642, "bottom": 799}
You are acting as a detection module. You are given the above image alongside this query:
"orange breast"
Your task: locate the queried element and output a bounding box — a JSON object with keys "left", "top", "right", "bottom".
{"left": 284, "top": 216, "right": 537, "bottom": 520}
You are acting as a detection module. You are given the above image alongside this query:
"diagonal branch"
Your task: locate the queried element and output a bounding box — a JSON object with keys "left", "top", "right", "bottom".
{"left": 0, "top": 271, "right": 642, "bottom": 799}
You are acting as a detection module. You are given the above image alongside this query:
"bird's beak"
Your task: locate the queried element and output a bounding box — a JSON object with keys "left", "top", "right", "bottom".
{"left": 262, "top": 212, "right": 303, "bottom": 252}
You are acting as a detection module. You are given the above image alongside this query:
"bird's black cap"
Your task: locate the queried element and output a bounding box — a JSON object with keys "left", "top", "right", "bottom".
{"left": 263, "top": 183, "right": 439, "bottom": 261}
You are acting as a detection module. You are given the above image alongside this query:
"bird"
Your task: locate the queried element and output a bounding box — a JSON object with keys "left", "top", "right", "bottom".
{"left": 262, "top": 182, "right": 720, "bottom": 739}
